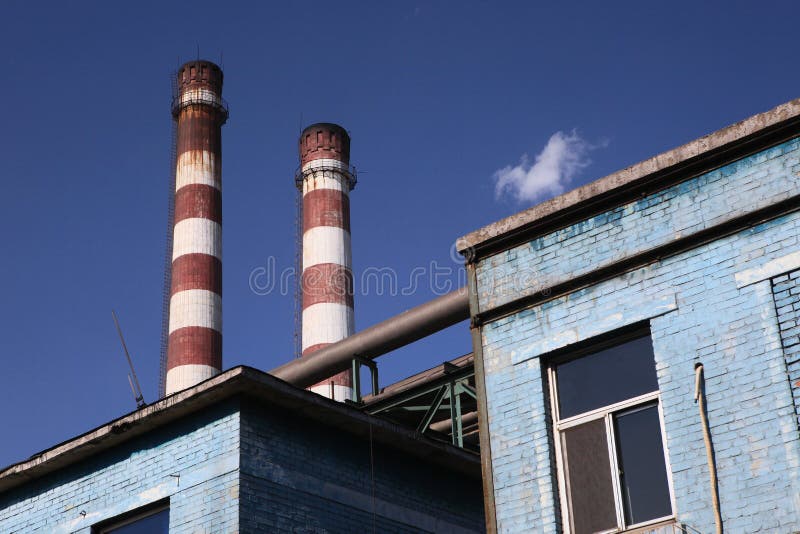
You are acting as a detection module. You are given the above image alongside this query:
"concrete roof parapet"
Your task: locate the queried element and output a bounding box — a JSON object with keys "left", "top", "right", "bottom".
{"left": 457, "top": 97, "right": 800, "bottom": 257}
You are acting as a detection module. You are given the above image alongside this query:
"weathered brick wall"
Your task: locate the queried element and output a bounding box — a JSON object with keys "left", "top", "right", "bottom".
{"left": 476, "top": 138, "right": 800, "bottom": 532}
{"left": 239, "top": 399, "right": 485, "bottom": 533}
{"left": 0, "top": 399, "right": 241, "bottom": 533}
{"left": 773, "top": 270, "right": 800, "bottom": 429}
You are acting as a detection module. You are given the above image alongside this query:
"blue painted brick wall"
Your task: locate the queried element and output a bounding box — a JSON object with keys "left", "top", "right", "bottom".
{"left": 239, "top": 398, "right": 485, "bottom": 533}
{"left": 476, "top": 138, "right": 800, "bottom": 532}
{"left": 0, "top": 399, "right": 241, "bottom": 533}
{"left": 772, "top": 269, "right": 800, "bottom": 430}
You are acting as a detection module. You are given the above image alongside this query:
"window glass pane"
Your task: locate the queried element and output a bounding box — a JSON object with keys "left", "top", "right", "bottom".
{"left": 556, "top": 335, "right": 658, "bottom": 418}
{"left": 562, "top": 419, "right": 617, "bottom": 534}
{"left": 614, "top": 403, "right": 672, "bottom": 525}
{"left": 106, "top": 508, "right": 169, "bottom": 534}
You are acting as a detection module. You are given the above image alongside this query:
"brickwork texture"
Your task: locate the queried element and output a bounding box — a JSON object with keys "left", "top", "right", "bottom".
{"left": 0, "top": 400, "right": 241, "bottom": 533}
{"left": 239, "top": 399, "right": 485, "bottom": 533}
{"left": 773, "top": 270, "right": 800, "bottom": 431}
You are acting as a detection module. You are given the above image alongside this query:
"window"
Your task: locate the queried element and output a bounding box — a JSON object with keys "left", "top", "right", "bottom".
{"left": 549, "top": 331, "right": 673, "bottom": 534}
{"left": 93, "top": 501, "right": 169, "bottom": 534}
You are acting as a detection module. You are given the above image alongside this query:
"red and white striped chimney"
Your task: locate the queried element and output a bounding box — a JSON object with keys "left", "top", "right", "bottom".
{"left": 165, "top": 60, "right": 228, "bottom": 395}
{"left": 298, "top": 123, "right": 356, "bottom": 402}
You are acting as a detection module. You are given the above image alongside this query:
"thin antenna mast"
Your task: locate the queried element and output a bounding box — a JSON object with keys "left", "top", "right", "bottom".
{"left": 294, "top": 183, "right": 303, "bottom": 359}
{"left": 294, "top": 112, "right": 304, "bottom": 359}
{"left": 112, "top": 310, "right": 146, "bottom": 408}
{"left": 158, "top": 70, "right": 179, "bottom": 397}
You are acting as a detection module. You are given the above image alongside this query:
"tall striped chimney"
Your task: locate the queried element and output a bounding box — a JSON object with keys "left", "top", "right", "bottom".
{"left": 298, "top": 123, "right": 356, "bottom": 402}
{"left": 165, "top": 60, "right": 228, "bottom": 395}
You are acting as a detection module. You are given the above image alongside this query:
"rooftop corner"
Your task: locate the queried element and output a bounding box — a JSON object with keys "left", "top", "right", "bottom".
{"left": 457, "top": 97, "right": 800, "bottom": 260}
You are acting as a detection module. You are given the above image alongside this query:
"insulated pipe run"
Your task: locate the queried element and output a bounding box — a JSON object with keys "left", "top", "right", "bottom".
{"left": 271, "top": 287, "right": 470, "bottom": 389}
{"left": 429, "top": 410, "right": 479, "bottom": 433}
{"left": 165, "top": 60, "right": 228, "bottom": 395}
{"left": 695, "top": 363, "right": 723, "bottom": 534}
{"left": 298, "top": 123, "right": 356, "bottom": 402}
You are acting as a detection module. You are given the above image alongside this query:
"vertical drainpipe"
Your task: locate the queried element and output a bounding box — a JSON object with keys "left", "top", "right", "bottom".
{"left": 298, "top": 123, "right": 356, "bottom": 402}
{"left": 165, "top": 60, "right": 228, "bottom": 396}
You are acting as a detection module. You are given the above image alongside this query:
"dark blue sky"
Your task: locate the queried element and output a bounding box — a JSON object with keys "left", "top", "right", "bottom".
{"left": 2, "top": 1, "right": 799, "bottom": 467}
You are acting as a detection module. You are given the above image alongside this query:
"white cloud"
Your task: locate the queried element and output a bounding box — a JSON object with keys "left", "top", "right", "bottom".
{"left": 494, "top": 130, "right": 597, "bottom": 204}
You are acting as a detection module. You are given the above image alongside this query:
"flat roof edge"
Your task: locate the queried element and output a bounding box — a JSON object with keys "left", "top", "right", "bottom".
{"left": 457, "top": 97, "right": 800, "bottom": 256}
{"left": 0, "top": 366, "right": 479, "bottom": 496}
{"left": 0, "top": 367, "right": 247, "bottom": 494}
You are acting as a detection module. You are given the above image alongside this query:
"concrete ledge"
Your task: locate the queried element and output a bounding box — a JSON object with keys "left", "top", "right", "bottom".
{"left": 511, "top": 292, "right": 677, "bottom": 365}
{"left": 458, "top": 97, "right": 800, "bottom": 256}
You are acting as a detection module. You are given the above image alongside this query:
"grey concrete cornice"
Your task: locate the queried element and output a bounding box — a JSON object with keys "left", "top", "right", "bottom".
{"left": 458, "top": 97, "right": 800, "bottom": 260}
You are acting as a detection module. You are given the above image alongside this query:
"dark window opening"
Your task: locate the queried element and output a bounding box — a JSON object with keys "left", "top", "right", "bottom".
{"left": 556, "top": 335, "right": 658, "bottom": 419}
{"left": 93, "top": 501, "right": 169, "bottom": 534}
{"left": 614, "top": 403, "right": 672, "bottom": 525}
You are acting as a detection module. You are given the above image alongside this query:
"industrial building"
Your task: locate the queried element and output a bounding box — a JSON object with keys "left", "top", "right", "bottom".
{"left": 3, "top": 57, "right": 800, "bottom": 533}
{"left": 459, "top": 98, "right": 800, "bottom": 532}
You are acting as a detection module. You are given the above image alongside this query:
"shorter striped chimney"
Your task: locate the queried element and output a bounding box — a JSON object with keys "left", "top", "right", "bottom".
{"left": 298, "top": 123, "right": 356, "bottom": 402}
{"left": 165, "top": 60, "right": 228, "bottom": 395}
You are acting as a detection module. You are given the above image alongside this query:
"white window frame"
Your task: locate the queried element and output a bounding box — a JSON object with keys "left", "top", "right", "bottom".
{"left": 547, "top": 336, "right": 676, "bottom": 534}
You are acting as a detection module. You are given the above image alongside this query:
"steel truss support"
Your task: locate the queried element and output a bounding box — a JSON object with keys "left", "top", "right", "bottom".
{"left": 364, "top": 367, "right": 476, "bottom": 448}
{"left": 351, "top": 357, "right": 380, "bottom": 403}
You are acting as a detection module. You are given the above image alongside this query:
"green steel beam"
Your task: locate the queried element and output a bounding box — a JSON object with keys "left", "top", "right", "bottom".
{"left": 416, "top": 385, "right": 448, "bottom": 434}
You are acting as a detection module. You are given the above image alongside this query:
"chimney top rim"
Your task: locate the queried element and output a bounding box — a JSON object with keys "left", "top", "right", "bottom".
{"left": 177, "top": 59, "right": 223, "bottom": 72}
{"left": 300, "top": 122, "right": 349, "bottom": 139}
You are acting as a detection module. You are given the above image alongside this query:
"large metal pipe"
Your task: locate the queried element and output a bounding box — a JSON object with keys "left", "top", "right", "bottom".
{"left": 271, "top": 287, "right": 470, "bottom": 389}
{"left": 429, "top": 410, "right": 479, "bottom": 433}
